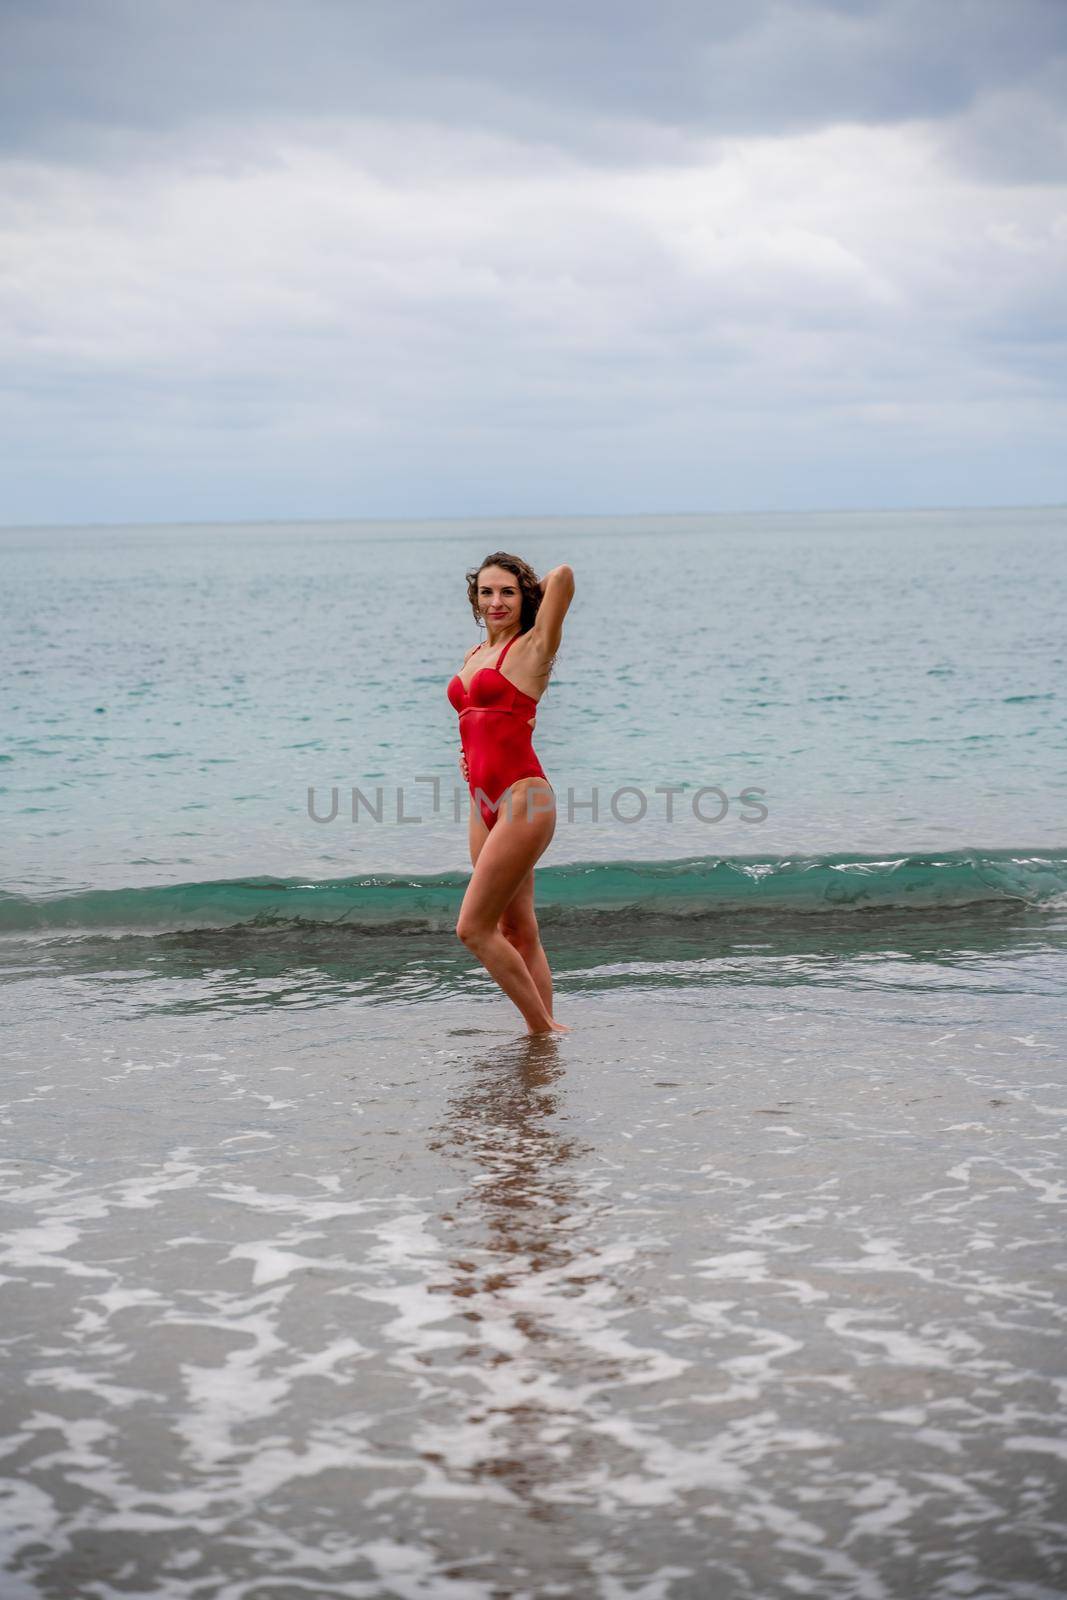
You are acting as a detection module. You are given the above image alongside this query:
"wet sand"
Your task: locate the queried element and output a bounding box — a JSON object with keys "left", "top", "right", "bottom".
{"left": 2, "top": 915, "right": 1065, "bottom": 1598}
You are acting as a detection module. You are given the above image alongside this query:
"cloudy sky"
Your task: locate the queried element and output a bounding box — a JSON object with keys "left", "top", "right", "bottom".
{"left": 2, "top": 0, "right": 1066, "bottom": 524}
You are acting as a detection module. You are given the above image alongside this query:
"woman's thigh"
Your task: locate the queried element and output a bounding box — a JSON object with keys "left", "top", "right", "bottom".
{"left": 470, "top": 810, "right": 536, "bottom": 935}
{"left": 458, "top": 783, "right": 556, "bottom": 933}
{"left": 468, "top": 800, "right": 490, "bottom": 867}
{"left": 468, "top": 780, "right": 553, "bottom": 871}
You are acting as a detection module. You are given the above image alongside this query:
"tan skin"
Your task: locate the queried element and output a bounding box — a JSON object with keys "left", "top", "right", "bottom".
{"left": 454, "top": 563, "right": 576, "bottom": 1035}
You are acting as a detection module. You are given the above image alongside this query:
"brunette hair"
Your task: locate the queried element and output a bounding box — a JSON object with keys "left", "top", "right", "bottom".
{"left": 465, "top": 551, "right": 542, "bottom": 632}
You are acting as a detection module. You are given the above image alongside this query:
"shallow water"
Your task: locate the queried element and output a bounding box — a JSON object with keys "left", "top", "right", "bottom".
{"left": 3, "top": 904, "right": 1066, "bottom": 1598}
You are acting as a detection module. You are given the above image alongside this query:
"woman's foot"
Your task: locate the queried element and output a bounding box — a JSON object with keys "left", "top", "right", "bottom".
{"left": 526, "top": 1018, "right": 571, "bottom": 1035}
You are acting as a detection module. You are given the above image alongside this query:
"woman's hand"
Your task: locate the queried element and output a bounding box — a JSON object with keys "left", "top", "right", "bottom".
{"left": 458, "top": 747, "right": 469, "bottom": 784}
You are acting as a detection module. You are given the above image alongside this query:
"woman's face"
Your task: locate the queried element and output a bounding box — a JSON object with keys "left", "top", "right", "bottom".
{"left": 476, "top": 566, "right": 521, "bottom": 629}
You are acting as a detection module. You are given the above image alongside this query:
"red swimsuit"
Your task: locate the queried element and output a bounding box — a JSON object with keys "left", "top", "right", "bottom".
{"left": 447, "top": 633, "right": 549, "bottom": 829}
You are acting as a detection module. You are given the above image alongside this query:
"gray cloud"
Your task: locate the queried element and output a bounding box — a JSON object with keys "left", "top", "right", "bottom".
{"left": 1, "top": 0, "right": 1065, "bottom": 522}
{"left": 3, "top": 0, "right": 1067, "bottom": 166}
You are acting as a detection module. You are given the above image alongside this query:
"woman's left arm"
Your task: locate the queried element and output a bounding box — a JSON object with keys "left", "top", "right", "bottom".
{"left": 531, "top": 565, "right": 575, "bottom": 657}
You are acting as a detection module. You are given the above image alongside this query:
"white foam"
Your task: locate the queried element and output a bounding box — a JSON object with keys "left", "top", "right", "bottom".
{"left": 824, "top": 1311, "right": 980, "bottom": 1368}
{"left": 1004, "top": 1435, "right": 1067, "bottom": 1462}
{"left": 225, "top": 1241, "right": 356, "bottom": 1286}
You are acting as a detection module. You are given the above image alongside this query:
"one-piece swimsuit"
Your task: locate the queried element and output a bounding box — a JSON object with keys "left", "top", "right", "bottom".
{"left": 447, "top": 633, "right": 549, "bottom": 829}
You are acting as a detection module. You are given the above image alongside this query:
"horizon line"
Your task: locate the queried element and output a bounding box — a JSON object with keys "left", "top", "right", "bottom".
{"left": 3, "top": 499, "right": 1066, "bottom": 534}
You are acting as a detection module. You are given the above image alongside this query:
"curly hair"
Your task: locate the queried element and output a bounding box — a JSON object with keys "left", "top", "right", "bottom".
{"left": 465, "top": 551, "right": 543, "bottom": 633}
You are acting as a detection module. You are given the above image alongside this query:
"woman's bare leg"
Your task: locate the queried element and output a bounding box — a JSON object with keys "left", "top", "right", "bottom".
{"left": 496, "top": 868, "right": 553, "bottom": 1016}
{"left": 456, "top": 782, "right": 565, "bottom": 1034}
{"left": 468, "top": 814, "right": 554, "bottom": 1016}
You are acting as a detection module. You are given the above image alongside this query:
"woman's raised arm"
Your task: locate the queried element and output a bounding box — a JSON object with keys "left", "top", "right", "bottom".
{"left": 530, "top": 565, "right": 575, "bottom": 657}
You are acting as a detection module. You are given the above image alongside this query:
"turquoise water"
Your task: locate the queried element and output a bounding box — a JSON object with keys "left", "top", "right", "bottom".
{"left": 2, "top": 510, "right": 1066, "bottom": 1597}
{"left": 3, "top": 509, "right": 1065, "bottom": 898}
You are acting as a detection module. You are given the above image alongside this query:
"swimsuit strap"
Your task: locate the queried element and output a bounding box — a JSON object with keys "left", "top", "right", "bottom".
{"left": 496, "top": 633, "right": 521, "bottom": 670}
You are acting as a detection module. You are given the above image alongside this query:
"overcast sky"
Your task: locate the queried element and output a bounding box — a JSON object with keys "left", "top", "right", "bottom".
{"left": 2, "top": 0, "right": 1066, "bottom": 524}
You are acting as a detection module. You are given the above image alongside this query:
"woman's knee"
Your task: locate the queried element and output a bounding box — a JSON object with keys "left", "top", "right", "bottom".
{"left": 456, "top": 914, "right": 491, "bottom": 951}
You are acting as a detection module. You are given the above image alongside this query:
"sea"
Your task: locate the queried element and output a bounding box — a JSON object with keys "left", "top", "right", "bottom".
{"left": 2, "top": 509, "right": 1066, "bottom": 1599}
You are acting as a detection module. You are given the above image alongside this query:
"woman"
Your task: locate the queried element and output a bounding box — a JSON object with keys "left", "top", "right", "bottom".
{"left": 447, "top": 552, "right": 575, "bottom": 1036}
